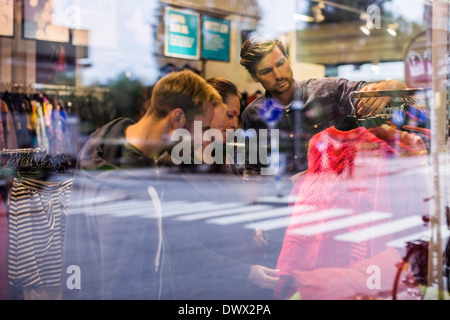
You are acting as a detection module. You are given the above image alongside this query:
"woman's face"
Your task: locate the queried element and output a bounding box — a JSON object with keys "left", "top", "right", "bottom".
{"left": 212, "top": 94, "right": 241, "bottom": 143}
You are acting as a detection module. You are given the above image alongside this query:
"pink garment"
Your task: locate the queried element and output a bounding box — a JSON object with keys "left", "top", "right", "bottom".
{"left": 291, "top": 247, "right": 421, "bottom": 300}
{"left": 275, "top": 126, "right": 398, "bottom": 299}
{"left": 368, "top": 124, "right": 427, "bottom": 157}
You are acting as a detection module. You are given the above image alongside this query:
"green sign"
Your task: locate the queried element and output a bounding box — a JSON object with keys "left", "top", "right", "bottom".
{"left": 165, "top": 7, "right": 200, "bottom": 60}
{"left": 202, "top": 16, "right": 230, "bottom": 62}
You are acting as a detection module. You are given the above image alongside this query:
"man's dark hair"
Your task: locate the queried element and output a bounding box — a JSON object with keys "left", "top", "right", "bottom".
{"left": 240, "top": 34, "right": 289, "bottom": 75}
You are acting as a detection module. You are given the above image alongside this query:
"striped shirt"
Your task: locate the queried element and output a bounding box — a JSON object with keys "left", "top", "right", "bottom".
{"left": 7, "top": 176, "right": 73, "bottom": 288}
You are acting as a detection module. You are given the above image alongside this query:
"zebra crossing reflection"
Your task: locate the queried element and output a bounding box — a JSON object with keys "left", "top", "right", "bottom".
{"left": 68, "top": 194, "right": 450, "bottom": 249}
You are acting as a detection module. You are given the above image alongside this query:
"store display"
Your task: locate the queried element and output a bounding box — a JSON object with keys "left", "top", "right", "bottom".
{"left": 275, "top": 88, "right": 432, "bottom": 300}
{"left": 7, "top": 160, "right": 73, "bottom": 295}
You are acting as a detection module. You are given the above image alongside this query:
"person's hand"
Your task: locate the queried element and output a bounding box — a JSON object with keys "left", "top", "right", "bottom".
{"left": 248, "top": 265, "right": 280, "bottom": 289}
{"left": 253, "top": 229, "right": 267, "bottom": 248}
{"left": 357, "top": 80, "right": 407, "bottom": 116}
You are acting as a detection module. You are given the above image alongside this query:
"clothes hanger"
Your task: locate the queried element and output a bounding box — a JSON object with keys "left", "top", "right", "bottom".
{"left": 335, "top": 91, "right": 360, "bottom": 131}
{"left": 362, "top": 112, "right": 387, "bottom": 129}
{"left": 1, "top": 147, "right": 47, "bottom": 174}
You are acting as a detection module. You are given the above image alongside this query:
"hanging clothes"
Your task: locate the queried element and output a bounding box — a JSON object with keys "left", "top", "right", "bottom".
{"left": 0, "top": 193, "right": 10, "bottom": 300}
{"left": 5, "top": 94, "right": 32, "bottom": 149}
{"left": 0, "top": 91, "right": 73, "bottom": 153}
{"left": 0, "top": 144, "right": 74, "bottom": 300}
{"left": 49, "top": 96, "right": 69, "bottom": 155}
{"left": 1, "top": 99, "right": 18, "bottom": 150}
{"left": 30, "top": 99, "right": 50, "bottom": 151}
{"left": 7, "top": 176, "right": 73, "bottom": 297}
{"left": 0, "top": 100, "right": 6, "bottom": 149}
{"left": 368, "top": 124, "right": 427, "bottom": 157}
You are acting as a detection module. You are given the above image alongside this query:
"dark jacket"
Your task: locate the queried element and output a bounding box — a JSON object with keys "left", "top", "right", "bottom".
{"left": 62, "top": 118, "right": 166, "bottom": 300}
{"left": 62, "top": 118, "right": 271, "bottom": 300}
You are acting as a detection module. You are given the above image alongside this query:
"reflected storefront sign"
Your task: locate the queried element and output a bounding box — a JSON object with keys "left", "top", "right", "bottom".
{"left": 405, "top": 31, "right": 432, "bottom": 89}
{"left": 164, "top": 6, "right": 200, "bottom": 60}
{"left": 202, "top": 16, "right": 230, "bottom": 62}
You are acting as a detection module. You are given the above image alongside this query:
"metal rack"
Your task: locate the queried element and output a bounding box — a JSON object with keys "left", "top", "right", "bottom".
{"left": 349, "top": 88, "right": 430, "bottom": 117}
{"left": 0, "top": 82, "right": 109, "bottom": 97}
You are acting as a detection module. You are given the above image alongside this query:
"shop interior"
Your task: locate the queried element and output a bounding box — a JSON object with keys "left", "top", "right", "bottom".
{"left": 0, "top": 0, "right": 448, "bottom": 301}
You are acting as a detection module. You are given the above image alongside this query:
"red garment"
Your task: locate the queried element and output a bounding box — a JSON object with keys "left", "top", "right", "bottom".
{"left": 0, "top": 194, "right": 10, "bottom": 300}
{"left": 368, "top": 124, "right": 427, "bottom": 157}
{"left": 275, "top": 126, "right": 398, "bottom": 299}
{"left": 399, "top": 125, "right": 431, "bottom": 139}
{"left": 291, "top": 247, "right": 421, "bottom": 300}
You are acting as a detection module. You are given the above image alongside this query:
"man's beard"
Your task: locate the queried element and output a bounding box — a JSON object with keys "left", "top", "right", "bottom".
{"left": 271, "top": 78, "right": 293, "bottom": 95}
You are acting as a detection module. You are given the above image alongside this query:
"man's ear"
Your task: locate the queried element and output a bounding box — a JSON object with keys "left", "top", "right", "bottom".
{"left": 170, "top": 108, "right": 186, "bottom": 129}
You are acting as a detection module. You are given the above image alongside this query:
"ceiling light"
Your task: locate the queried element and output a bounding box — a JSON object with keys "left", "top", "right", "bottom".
{"left": 312, "top": 2, "right": 325, "bottom": 23}
{"left": 294, "top": 13, "right": 314, "bottom": 22}
{"left": 360, "top": 25, "right": 370, "bottom": 36}
{"left": 387, "top": 23, "right": 399, "bottom": 37}
{"left": 387, "top": 28, "right": 397, "bottom": 37}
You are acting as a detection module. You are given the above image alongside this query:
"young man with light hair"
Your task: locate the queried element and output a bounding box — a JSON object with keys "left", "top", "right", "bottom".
{"left": 62, "top": 70, "right": 222, "bottom": 300}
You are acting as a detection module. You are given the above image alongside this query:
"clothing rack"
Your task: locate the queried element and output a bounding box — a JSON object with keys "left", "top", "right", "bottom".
{"left": 0, "top": 82, "right": 109, "bottom": 97}
{"left": 0, "top": 146, "right": 72, "bottom": 176}
{"left": 0, "top": 82, "right": 74, "bottom": 98}
{"left": 345, "top": 88, "right": 431, "bottom": 131}
{"left": 0, "top": 82, "right": 112, "bottom": 159}
{"left": 2, "top": 145, "right": 74, "bottom": 299}
{"left": 0, "top": 147, "right": 47, "bottom": 156}
{"left": 349, "top": 88, "right": 430, "bottom": 115}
